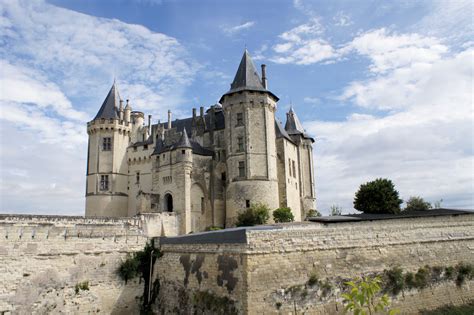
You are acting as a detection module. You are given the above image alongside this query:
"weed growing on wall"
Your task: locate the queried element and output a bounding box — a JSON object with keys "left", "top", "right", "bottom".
{"left": 74, "top": 281, "right": 89, "bottom": 294}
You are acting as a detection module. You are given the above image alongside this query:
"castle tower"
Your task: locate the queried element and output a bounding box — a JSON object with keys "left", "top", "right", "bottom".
{"left": 85, "top": 83, "right": 131, "bottom": 217}
{"left": 220, "top": 50, "right": 280, "bottom": 225}
{"left": 285, "top": 106, "right": 316, "bottom": 215}
{"left": 175, "top": 128, "right": 193, "bottom": 233}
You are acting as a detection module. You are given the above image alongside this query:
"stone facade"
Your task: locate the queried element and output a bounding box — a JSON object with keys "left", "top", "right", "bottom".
{"left": 85, "top": 50, "right": 316, "bottom": 234}
{"left": 0, "top": 213, "right": 177, "bottom": 314}
{"left": 153, "top": 212, "right": 474, "bottom": 314}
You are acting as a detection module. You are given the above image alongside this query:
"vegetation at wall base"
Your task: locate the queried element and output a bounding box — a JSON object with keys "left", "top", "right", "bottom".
{"left": 236, "top": 203, "right": 270, "bottom": 226}
{"left": 74, "top": 281, "right": 89, "bottom": 294}
{"left": 354, "top": 178, "right": 403, "bottom": 214}
{"left": 420, "top": 301, "right": 474, "bottom": 315}
{"left": 273, "top": 207, "right": 295, "bottom": 223}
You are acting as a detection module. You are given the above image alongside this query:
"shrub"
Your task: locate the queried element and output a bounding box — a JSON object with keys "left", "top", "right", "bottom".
{"left": 354, "top": 178, "right": 403, "bottom": 214}
{"left": 236, "top": 203, "right": 270, "bottom": 227}
{"left": 456, "top": 262, "right": 473, "bottom": 286}
{"left": 404, "top": 272, "right": 416, "bottom": 289}
{"left": 118, "top": 253, "right": 140, "bottom": 283}
{"left": 414, "top": 267, "right": 430, "bottom": 288}
{"left": 404, "top": 196, "right": 432, "bottom": 212}
{"left": 273, "top": 207, "right": 294, "bottom": 223}
{"left": 444, "top": 266, "right": 455, "bottom": 280}
{"left": 342, "top": 276, "right": 399, "bottom": 315}
{"left": 384, "top": 267, "right": 404, "bottom": 295}
{"left": 305, "top": 209, "right": 321, "bottom": 219}
{"left": 330, "top": 205, "right": 342, "bottom": 216}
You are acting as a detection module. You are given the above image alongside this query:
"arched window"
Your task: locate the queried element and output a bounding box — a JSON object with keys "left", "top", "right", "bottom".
{"left": 164, "top": 193, "right": 173, "bottom": 212}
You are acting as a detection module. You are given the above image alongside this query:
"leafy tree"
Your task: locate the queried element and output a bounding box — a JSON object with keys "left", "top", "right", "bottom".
{"left": 330, "top": 205, "right": 342, "bottom": 216}
{"left": 305, "top": 209, "right": 322, "bottom": 219}
{"left": 404, "top": 196, "right": 432, "bottom": 212}
{"left": 236, "top": 203, "right": 270, "bottom": 227}
{"left": 354, "top": 178, "right": 403, "bottom": 214}
{"left": 342, "top": 276, "right": 399, "bottom": 315}
{"left": 273, "top": 207, "right": 295, "bottom": 223}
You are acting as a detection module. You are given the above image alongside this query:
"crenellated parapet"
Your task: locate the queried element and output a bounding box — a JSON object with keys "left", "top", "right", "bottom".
{"left": 86, "top": 118, "right": 131, "bottom": 135}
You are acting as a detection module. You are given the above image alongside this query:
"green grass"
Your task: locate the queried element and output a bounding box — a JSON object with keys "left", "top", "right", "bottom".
{"left": 420, "top": 301, "right": 474, "bottom": 315}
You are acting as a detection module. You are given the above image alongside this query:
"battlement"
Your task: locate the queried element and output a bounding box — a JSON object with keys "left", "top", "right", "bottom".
{"left": 87, "top": 118, "right": 131, "bottom": 133}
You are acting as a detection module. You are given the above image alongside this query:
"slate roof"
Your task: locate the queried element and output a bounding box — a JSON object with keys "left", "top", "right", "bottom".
{"left": 220, "top": 50, "right": 279, "bottom": 101}
{"left": 164, "top": 109, "right": 225, "bottom": 133}
{"left": 93, "top": 83, "right": 121, "bottom": 120}
{"left": 176, "top": 127, "right": 192, "bottom": 148}
{"left": 275, "top": 118, "right": 294, "bottom": 143}
{"left": 284, "top": 106, "right": 315, "bottom": 142}
{"left": 307, "top": 208, "right": 474, "bottom": 223}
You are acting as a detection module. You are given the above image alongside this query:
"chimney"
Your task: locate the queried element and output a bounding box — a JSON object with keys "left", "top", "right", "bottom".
{"left": 261, "top": 64, "right": 267, "bottom": 89}
{"left": 200, "top": 106, "right": 204, "bottom": 117}
{"left": 148, "top": 115, "right": 152, "bottom": 133}
{"left": 192, "top": 108, "right": 196, "bottom": 119}
{"left": 167, "top": 110, "right": 172, "bottom": 129}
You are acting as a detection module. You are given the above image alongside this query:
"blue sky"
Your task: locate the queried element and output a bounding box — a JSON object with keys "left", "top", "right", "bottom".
{"left": 0, "top": 0, "right": 473, "bottom": 215}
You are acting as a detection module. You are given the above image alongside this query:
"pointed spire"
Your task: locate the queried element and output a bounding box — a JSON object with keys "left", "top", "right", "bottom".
{"left": 177, "top": 127, "right": 192, "bottom": 148}
{"left": 285, "top": 106, "right": 306, "bottom": 135}
{"left": 230, "top": 49, "right": 265, "bottom": 91}
{"left": 94, "top": 82, "right": 121, "bottom": 120}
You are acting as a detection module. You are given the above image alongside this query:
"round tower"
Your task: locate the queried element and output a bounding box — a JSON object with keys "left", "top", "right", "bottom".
{"left": 85, "top": 83, "right": 131, "bottom": 217}
{"left": 220, "top": 50, "right": 280, "bottom": 226}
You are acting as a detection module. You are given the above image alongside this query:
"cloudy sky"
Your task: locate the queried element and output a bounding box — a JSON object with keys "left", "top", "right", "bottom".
{"left": 0, "top": 0, "right": 472, "bottom": 215}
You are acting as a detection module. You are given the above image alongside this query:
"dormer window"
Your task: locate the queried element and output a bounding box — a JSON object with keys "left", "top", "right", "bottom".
{"left": 102, "top": 137, "right": 112, "bottom": 151}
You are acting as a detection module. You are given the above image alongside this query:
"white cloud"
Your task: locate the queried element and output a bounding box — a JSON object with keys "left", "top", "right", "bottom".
{"left": 307, "top": 34, "right": 473, "bottom": 214}
{"left": 222, "top": 21, "right": 255, "bottom": 35}
{"left": 333, "top": 11, "right": 352, "bottom": 27}
{"left": 271, "top": 18, "right": 338, "bottom": 65}
{"left": 0, "top": 0, "right": 197, "bottom": 215}
{"left": 303, "top": 97, "right": 320, "bottom": 104}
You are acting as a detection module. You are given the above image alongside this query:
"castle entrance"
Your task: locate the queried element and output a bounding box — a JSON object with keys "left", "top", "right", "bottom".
{"left": 164, "top": 193, "right": 173, "bottom": 212}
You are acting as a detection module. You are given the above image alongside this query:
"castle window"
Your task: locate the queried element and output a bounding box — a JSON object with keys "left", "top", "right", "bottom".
{"left": 144, "top": 145, "right": 148, "bottom": 150}
{"left": 221, "top": 172, "right": 226, "bottom": 181}
{"left": 246, "top": 200, "right": 250, "bottom": 208}
{"left": 201, "top": 197, "right": 205, "bottom": 214}
{"left": 238, "top": 161, "right": 245, "bottom": 178}
{"left": 288, "top": 158, "right": 292, "bottom": 177}
{"left": 236, "top": 113, "right": 243, "bottom": 126}
{"left": 102, "top": 137, "right": 112, "bottom": 151}
{"left": 133, "top": 146, "right": 137, "bottom": 152}
{"left": 292, "top": 160, "right": 296, "bottom": 178}
{"left": 237, "top": 136, "right": 244, "bottom": 152}
{"left": 136, "top": 172, "right": 140, "bottom": 184}
{"left": 181, "top": 149, "right": 185, "bottom": 155}
{"left": 100, "top": 175, "right": 109, "bottom": 191}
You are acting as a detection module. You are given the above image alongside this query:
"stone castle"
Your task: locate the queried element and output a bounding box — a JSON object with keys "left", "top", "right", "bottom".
{"left": 85, "top": 50, "right": 316, "bottom": 233}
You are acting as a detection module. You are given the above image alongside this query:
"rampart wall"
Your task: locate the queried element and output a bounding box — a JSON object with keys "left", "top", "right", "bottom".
{"left": 0, "top": 212, "right": 177, "bottom": 314}
{"left": 154, "top": 213, "right": 474, "bottom": 314}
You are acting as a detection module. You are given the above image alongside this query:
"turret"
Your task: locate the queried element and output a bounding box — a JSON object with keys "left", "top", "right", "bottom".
{"left": 124, "top": 100, "right": 131, "bottom": 124}
{"left": 284, "top": 106, "right": 316, "bottom": 215}
{"left": 85, "top": 82, "right": 130, "bottom": 217}
{"left": 219, "top": 50, "right": 280, "bottom": 226}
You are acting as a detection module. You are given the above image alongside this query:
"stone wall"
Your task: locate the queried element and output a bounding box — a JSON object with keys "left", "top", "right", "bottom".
{"left": 0, "top": 213, "right": 177, "bottom": 314}
{"left": 153, "top": 212, "right": 474, "bottom": 314}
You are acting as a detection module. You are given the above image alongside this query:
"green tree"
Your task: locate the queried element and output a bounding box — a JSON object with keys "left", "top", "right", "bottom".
{"left": 354, "top": 178, "right": 402, "bottom": 214}
{"left": 342, "top": 276, "right": 399, "bottom": 315}
{"left": 273, "top": 207, "right": 295, "bottom": 223}
{"left": 236, "top": 203, "right": 270, "bottom": 227}
{"left": 404, "top": 196, "right": 432, "bottom": 212}
{"left": 330, "top": 205, "right": 342, "bottom": 216}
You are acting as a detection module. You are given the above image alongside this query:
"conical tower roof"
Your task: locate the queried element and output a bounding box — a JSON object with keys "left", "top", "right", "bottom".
{"left": 220, "top": 50, "right": 279, "bottom": 101}
{"left": 176, "top": 127, "right": 192, "bottom": 148}
{"left": 93, "top": 82, "right": 121, "bottom": 120}
{"left": 285, "top": 106, "right": 305, "bottom": 135}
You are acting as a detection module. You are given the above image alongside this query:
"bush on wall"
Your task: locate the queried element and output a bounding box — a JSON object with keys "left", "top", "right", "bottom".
{"left": 236, "top": 203, "right": 270, "bottom": 227}
{"left": 273, "top": 207, "right": 294, "bottom": 223}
